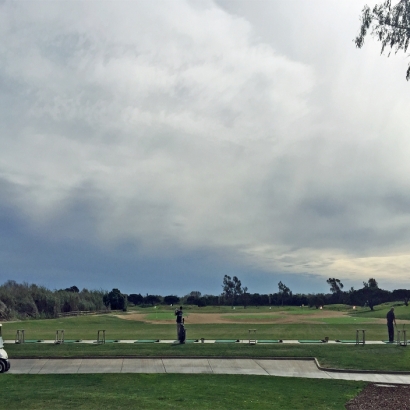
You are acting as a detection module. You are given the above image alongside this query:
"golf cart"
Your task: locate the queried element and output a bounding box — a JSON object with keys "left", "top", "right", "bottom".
{"left": 0, "top": 324, "right": 10, "bottom": 373}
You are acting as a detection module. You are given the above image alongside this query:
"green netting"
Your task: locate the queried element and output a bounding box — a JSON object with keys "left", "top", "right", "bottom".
{"left": 215, "top": 340, "right": 239, "bottom": 343}
{"left": 24, "top": 340, "right": 44, "bottom": 343}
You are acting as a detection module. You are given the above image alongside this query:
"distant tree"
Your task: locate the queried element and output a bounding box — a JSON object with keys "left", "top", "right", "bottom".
{"left": 164, "top": 295, "right": 180, "bottom": 305}
{"left": 366, "top": 278, "right": 379, "bottom": 289}
{"left": 308, "top": 294, "right": 326, "bottom": 309}
{"left": 392, "top": 289, "right": 410, "bottom": 306}
{"left": 103, "top": 288, "right": 127, "bottom": 311}
{"left": 64, "top": 286, "right": 80, "bottom": 293}
{"left": 278, "top": 281, "right": 291, "bottom": 306}
{"left": 327, "top": 278, "right": 344, "bottom": 303}
{"left": 222, "top": 275, "right": 245, "bottom": 308}
{"left": 184, "top": 291, "right": 201, "bottom": 305}
{"left": 359, "top": 278, "right": 384, "bottom": 310}
{"left": 143, "top": 294, "right": 161, "bottom": 306}
{"left": 355, "top": 0, "right": 410, "bottom": 80}
{"left": 128, "top": 293, "right": 144, "bottom": 305}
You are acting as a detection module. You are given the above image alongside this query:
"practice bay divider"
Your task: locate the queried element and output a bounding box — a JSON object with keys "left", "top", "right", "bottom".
{"left": 397, "top": 329, "right": 407, "bottom": 346}
{"left": 356, "top": 329, "right": 365, "bottom": 345}
{"left": 55, "top": 330, "right": 64, "bottom": 344}
{"left": 97, "top": 330, "right": 106, "bottom": 344}
{"left": 15, "top": 330, "right": 25, "bottom": 344}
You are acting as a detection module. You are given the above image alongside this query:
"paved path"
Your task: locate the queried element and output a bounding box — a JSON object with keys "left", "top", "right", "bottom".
{"left": 7, "top": 358, "right": 410, "bottom": 384}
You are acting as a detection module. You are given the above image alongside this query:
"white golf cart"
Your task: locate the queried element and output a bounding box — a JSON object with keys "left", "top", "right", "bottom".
{"left": 0, "top": 324, "right": 10, "bottom": 373}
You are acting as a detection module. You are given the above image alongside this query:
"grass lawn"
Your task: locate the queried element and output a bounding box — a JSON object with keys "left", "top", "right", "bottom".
{"left": 1, "top": 373, "right": 365, "bottom": 410}
{"left": 2, "top": 303, "right": 409, "bottom": 372}
{"left": 3, "top": 305, "right": 406, "bottom": 409}
{"left": 1, "top": 316, "right": 389, "bottom": 340}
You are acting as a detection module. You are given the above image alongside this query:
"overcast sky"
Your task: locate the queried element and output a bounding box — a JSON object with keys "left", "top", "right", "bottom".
{"left": 1, "top": 0, "right": 409, "bottom": 296}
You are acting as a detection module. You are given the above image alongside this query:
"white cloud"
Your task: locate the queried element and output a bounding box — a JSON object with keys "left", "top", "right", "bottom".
{"left": 1, "top": 0, "right": 410, "bottom": 288}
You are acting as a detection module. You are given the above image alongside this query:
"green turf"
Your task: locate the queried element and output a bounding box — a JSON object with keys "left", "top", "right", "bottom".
{"left": 351, "top": 303, "right": 410, "bottom": 320}
{"left": 0, "top": 316, "right": 391, "bottom": 340}
{"left": 306, "top": 316, "right": 380, "bottom": 324}
{"left": 0, "top": 374, "right": 366, "bottom": 409}
{"left": 221, "top": 314, "right": 281, "bottom": 320}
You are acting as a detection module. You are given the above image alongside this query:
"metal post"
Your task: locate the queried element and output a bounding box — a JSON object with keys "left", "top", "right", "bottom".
{"left": 248, "top": 329, "right": 257, "bottom": 345}
{"left": 356, "top": 329, "right": 365, "bottom": 345}
{"left": 55, "top": 329, "right": 65, "bottom": 344}
{"left": 97, "top": 329, "right": 106, "bottom": 344}
{"left": 15, "top": 329, "right": 25, "bottom": 344}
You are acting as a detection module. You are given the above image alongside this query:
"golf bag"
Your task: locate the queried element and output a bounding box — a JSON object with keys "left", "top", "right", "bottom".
{"left": 178, "top": 321, "right": 186, "bottom": 344}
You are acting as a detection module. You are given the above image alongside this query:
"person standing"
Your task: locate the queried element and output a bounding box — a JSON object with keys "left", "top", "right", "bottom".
{"left": 387, "top": 307, "right": 397, "bottom": 343}
{"left": 175, "top": 306, "right": 183, "bottom": 339}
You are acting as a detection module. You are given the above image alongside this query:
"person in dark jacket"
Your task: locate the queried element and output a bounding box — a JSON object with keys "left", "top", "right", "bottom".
{"left": 386, "top": 307, "right": 397, "bottom": 342}
{"left": 175, "top": 306, "right": 184, "bottom": 339}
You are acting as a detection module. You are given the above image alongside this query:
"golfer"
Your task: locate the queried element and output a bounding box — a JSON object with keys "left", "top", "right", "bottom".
{"left": 175, "top": 306, "right": 184, "bottom": 339}
{"left": 386, "top": 307, "right": 397, "bottom": 343}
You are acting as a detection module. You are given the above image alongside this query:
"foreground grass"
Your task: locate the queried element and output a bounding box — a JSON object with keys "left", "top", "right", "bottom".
{"left": 1, "top": 374, "right": 365, "bottom": 410}
{"left": 6, "top": 342, "right": 410, "bottom": 372}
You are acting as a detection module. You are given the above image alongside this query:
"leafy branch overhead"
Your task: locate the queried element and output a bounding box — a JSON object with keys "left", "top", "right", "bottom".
{"left": 355, "top": 0, "right": 410, "bottom": 80}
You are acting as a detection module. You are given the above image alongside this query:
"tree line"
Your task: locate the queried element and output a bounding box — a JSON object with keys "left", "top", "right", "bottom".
{"left": 1, "top": 276, "right": 409, "bottom": 321}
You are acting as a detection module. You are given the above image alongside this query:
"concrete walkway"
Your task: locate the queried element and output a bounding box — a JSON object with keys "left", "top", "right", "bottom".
{"left": 7, "top": 358, "right": 410, "bottom": 384}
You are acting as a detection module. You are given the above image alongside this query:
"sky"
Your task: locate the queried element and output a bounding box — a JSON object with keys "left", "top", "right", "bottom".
{"left": 1, "top": 0, "right": 409, "bottom": 297}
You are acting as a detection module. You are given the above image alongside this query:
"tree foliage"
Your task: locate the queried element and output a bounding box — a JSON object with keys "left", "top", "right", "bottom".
{"left": 164, "top": 295, "right": 180, "bottom": 305}
{"left": 0, "top": 281, "right": 106, "bottom": 319}
{"left": 127, "top": 293, "right": 144, "bottom": 305}
{"left": 355, "top": 0, "right": 410, "bottom": 80}
{"left": 327, "top": 278, "right": 344, "bottom": 294}
{"left": 103, "top": 288, "right": 128, "bottom": 311}
{"left": 222, "top": 275, "right": 245, "bottom": 308}
{"left": 278, "top": 281, "right": 292, "bottom": 306}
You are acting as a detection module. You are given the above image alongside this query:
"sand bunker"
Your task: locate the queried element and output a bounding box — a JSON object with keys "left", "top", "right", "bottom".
{"left": 114, "top": 309, "right": 371, "bottom": 325}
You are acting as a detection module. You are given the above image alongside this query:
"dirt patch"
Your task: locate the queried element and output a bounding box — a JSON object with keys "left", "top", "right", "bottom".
{"left": 346, "top": 383, "right": 410, "bottom": 409}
